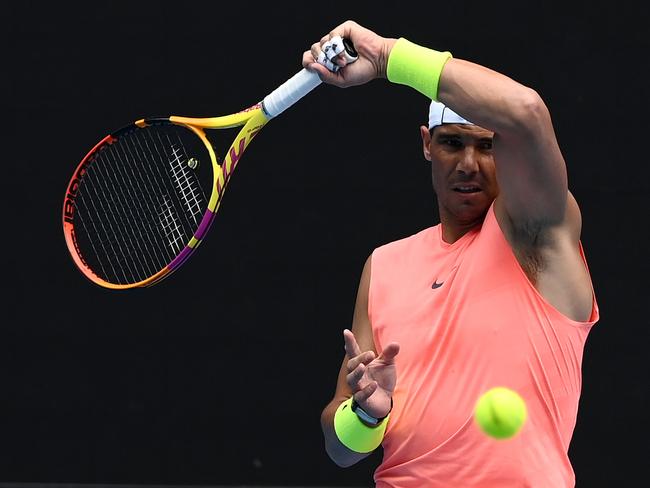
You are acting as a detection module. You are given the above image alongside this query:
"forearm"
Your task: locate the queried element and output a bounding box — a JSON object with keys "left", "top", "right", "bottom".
{"left": 321, "top": 398, "right": 374, "bottom": 467}
{"left": 437, "top": 57, "right": 546, "bottom": 134}
{"left": 384, "top": 38, "right": 548, "bottom": 135}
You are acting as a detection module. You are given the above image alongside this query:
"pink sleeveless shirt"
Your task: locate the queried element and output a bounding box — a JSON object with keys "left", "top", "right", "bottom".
{"left": 368, "top": 204, "right": 599, "bottom": 487}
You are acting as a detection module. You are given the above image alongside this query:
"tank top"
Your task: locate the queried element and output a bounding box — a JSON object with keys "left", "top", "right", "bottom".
{"left": 368, "top": 203, "right": 599, "bottom": 487}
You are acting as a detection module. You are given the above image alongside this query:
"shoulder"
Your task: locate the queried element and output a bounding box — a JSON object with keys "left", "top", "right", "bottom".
{"left": 373, "top": 226, "right": 437, "bottom": 257}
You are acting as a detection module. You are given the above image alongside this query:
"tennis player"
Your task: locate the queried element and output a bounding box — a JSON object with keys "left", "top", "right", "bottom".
{"left": 304, "top": 21, "right": 599, "bottom": 487}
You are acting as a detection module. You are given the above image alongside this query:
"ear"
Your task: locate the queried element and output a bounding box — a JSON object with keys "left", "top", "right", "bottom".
{"left": 420, "top": 125, "right": 432, "bottom": 161}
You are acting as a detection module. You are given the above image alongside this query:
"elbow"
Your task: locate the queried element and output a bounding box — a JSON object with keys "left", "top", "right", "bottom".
{"left": 321, "top": 406, "right": 353, "bottom": 467}
{"left": 320, "top": 400, "right": 371, "bottom": 468}
{"left": 323, "top": 436, "right": 362, "bottom": 468}
{"left": 327, "top": 448, "right": 357, "bottom": 468}
{"left": 508, "top": 88, "right": 551, "bottom": 134}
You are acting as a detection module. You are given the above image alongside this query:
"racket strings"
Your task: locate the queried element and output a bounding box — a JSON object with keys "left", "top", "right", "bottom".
{"left": 106, "top": 138, "right": 174, "bottom": 273}
{"left": 157, "top": 194, "right": 185, "bottom": 255}
{"left": 79, "top": 142, "right": 172, "bottom": 283}
{"left": 72, "top": 124, "right": 210, "bottom": 284}
{"left": 128, "top": 129, "right": 196, "bottom": 252}
{"left": 166, "top": 139, "right": 204, "bottom": 226}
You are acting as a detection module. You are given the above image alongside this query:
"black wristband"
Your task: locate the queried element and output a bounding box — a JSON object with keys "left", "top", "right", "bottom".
{"left": 351, "top": 397, "right": 393, "bottom": 426}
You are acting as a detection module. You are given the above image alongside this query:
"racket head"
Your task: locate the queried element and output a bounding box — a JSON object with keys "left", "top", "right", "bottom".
{"left": 63, "top": 106, "right": 268, "bottom": 289}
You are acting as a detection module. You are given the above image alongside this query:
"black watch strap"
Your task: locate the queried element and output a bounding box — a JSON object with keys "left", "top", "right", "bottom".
{"left": 351, "top": 398, "right": 393, "bottom": 426}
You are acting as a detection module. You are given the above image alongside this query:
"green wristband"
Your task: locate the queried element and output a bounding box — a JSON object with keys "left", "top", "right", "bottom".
{"left": 334, "top": 397, "right": 389, "bottom": 453}
{"left": 386, "top": 37, "right": 452, "bottom": 101}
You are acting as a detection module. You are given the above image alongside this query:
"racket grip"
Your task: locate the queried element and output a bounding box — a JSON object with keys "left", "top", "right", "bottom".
{"left": 262, "top": 69, "right": 322, "bottom": 119}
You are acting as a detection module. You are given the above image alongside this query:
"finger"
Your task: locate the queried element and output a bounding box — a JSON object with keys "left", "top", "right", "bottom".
{"left": 343, "top": 329, "right": 362, "bottom": 357}
{"left": 310, "top": 42, "right": 322, "bottom": 64}
{"left": 331, "top": 53, "right": 349, "bottom": 69}
{"left": 354, "top": 381, "right": 378, "bottom": 404}
{"left": 346, "top": 362, "right": 366, "bottom": 390}
{"left": 310, "top": 41, "right": 321, "bottom": 56}
{"left": 328, "top": 20, "right": 358, "bottom": 47}
{"left": 323, "top": 35, "right": 345, "bottom": 60}
{"left": 347, "top": 350, "right": 376, "bottom": 372}
{"left": 302, "top": 50, "right": 316, "bottom": 68}
{"left": 377, "top": 342, "right": 400, "bottom": 364}
{"left": 317, "top": 51, "right": 339, "bottom": 72}
{"left": 333, "top": 40, "right": 358, "bottom": 67}
{"left": 323, "top": 36, "right": 353, "bottom": 71}
{"left": 313, "top": 40, "right": 339, "bottom": 73}
{"left": 323, "top": 35, "right": 358, "bottom": 71}
{"left": 304, "top": 48, "right": 337, "bottom": 80}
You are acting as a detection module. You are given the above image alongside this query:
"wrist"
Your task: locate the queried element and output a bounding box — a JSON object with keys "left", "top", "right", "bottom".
{"left": 386, "top": 37, "right": 452, "bottom": 101}
{"left": 378, "top": 38, "right": 398, "bottom": 79}
{"left": 351, "top": 397, "right": 393, "bottom": 426}
{"left": 334, "top": 397, "right": 390, "bottom": 453}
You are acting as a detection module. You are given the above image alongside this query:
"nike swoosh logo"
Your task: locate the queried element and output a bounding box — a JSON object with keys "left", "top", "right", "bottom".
{"left": 431, "top": 265, "right": 459, "bottom": 290}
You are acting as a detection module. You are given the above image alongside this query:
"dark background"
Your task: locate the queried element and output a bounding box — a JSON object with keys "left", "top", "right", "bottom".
{"left": 4, "top": 0, "right": 648, "bottom": 486}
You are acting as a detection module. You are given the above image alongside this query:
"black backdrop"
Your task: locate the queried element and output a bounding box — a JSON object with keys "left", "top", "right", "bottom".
{"left": 5, "top": 1, "right": 649, "bottom": 486}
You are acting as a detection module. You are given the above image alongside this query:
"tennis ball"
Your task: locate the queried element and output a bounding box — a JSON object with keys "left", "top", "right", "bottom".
{"left": 474, "top": 387, "right": 527, "bottom": 439}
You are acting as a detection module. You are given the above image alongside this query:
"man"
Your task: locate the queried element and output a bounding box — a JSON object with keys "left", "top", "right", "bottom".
{"left": 303, "top": 21, "right": 599, "bottom": 487}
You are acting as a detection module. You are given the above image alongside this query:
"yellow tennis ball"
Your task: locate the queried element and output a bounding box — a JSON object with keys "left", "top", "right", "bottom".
{"left": 474, "top": 387, "right": 527, "bottom": 439}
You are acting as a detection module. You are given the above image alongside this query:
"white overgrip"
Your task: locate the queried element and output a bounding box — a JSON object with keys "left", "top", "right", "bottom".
{"left": 262, "top": 69, "right": 322, "bottom": 119}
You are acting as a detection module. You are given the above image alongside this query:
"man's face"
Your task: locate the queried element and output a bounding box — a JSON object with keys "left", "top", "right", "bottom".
{"left": 420, "top": 123, "right": 499, "bottom": 225}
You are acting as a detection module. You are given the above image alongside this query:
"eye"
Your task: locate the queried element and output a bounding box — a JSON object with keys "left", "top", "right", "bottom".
{"left": 479, "top": 141, "right": 493, "bottom": 150}
{"left": 439, "top": 137, "right": 462, "bottom": 147}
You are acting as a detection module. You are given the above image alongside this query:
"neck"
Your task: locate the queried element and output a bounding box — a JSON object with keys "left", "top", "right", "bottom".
{"left": 438, "top": 208, "right": 488, "bottom": 244}
{"left": 440, "top": 221, "right": 481, "bottom": 244}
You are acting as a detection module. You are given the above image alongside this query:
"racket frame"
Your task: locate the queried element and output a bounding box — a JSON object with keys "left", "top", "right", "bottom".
{"left": 63, "top": 105, "right": 270, "bottom": 289}
{"left": 63, "top": 66, "right": 342, "bottom": 289}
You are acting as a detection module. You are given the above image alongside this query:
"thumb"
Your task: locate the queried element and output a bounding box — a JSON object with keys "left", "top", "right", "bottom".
{"left": 377, "top": 342, "right": 400, "bottom": 363}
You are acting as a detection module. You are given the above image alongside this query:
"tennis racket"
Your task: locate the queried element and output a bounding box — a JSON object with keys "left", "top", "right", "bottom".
{"left": 63, "top": 38, "right": 357, "bottom": 289}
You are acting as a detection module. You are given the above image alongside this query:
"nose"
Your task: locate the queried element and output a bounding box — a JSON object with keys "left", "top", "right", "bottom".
{"left": 456, "top": 148, "right": 480, "bottom": 175}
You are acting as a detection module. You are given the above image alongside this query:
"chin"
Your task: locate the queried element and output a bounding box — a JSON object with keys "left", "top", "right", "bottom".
{"left": 453, "top": 199, "right": 492, "bottom": 223}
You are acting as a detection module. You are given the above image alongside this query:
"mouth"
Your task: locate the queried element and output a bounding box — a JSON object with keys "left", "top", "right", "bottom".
{"left": 452, "top": 185, "right": 482, "bottom": 194}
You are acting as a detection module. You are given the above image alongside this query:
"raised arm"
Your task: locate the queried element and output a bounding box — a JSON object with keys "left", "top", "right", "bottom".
{"left": 304, "top": 20, "right": 574, "bottom": 237}
{"left": 437, "top": 58, "right": 569, "bottom": 232}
